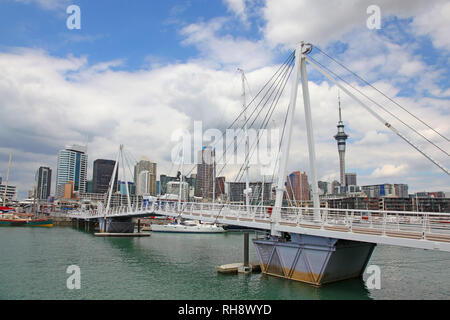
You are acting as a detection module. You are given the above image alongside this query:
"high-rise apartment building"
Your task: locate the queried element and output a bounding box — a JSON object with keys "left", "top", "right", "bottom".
{"left": 227, "top": 182, "right": 272, "bottom": 204}
{"left": 134, "top": 157, "right": 157, "bottom": 196}
{"left": 92, "top": 159, "right": 118, "bottom": 194}
{"left": 195, "top": 147, "right": 216, "bottom": 199}
{"left": 35, "top": 166, "right": 52, "bottom": 200}
{"left": 55, "top": 145, "right": 88, "bottom": 198}
{"left": 286, "top": 171, "right": 309, "bottom": 202}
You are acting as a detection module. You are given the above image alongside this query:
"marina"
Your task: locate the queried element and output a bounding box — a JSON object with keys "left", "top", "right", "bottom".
{"left": 0, "top": 226, "right": 449, "bottom": 300}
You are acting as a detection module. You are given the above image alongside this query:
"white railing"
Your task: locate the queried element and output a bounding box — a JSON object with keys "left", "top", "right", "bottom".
{"left": 66, "top": 200, "right": 450, "bottom": 241}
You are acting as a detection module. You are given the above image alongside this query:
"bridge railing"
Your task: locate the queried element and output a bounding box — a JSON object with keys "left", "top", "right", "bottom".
{"left": 66, "top": 200, "right": 450, "bottom": 240}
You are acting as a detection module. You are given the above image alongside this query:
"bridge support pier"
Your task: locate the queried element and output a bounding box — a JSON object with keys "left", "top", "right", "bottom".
{"left": 238, "top": 232, "right": 252, "bottom": 274}
{"left": 98, "top": 217, "right": 135, "bottom": 233}
{"left": 253, "top": 233, "right": 375, "bottom": 286}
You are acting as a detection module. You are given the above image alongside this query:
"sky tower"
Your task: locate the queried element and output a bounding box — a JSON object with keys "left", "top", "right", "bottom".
{"left": 334, "top": 92, "right": 348, "bottom": 187}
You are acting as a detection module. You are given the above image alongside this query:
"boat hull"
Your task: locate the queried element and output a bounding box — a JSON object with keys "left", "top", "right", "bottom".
{"left": 0, "top": 218, "right": 53, "bottom": 227}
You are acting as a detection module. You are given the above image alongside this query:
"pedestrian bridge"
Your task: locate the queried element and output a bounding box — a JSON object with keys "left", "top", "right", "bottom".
{"left": 67, "top": 200, "right": 450, "bottom": 252}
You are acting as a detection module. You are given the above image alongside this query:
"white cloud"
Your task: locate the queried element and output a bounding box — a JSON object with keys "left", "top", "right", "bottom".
{"left": 223, "top": 0, "right": 248, "bottom": 23}
{"left": 180, "top": 17, "right": 273, "bottom": 70}
{"left": 13, "top": 0, "right": 70, "bottom": 11}
{"left": 261, "top": 0, "right": 446, "bottom": 48}
{"left": 412, "top": 1, "right": 450, "bottom": 51}
{"left": 370, "top": 164, "right": 408, "bottom": 178}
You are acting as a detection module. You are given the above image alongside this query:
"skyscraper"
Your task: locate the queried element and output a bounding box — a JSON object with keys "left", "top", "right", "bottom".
{"left": 345, "top": 172, "right": 357, "bottom": 187}
{"left": 55, "top": 145, "right": 88, "bottom": 198}
{"left": 195, "top": 147, "right": 216, "bottom": 199}
{"left": 92, "top": 159, "right": 118, "bottom": 194}
{"left": 35, "top": 166, "right": 52, "bottom": 200}
{"left": 334, "top": 93, "right": 348, "bottom": 187}
{"left": 286, "top": 171, "right": 309, "bottom": 202}
{"left": 134, "top": 157, "right": 157, "bottom": 196}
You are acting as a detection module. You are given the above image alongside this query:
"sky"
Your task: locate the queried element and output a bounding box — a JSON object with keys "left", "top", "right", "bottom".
{"left": 0, "top": 0, "right": 449, "bottom": 199}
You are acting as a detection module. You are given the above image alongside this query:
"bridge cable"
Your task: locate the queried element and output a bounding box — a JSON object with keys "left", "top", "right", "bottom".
{"left": 314, "top": 46, "right": 450, "bottom": 149}
{"left": 306, "top": 55, "right": 450, "bottom": 176}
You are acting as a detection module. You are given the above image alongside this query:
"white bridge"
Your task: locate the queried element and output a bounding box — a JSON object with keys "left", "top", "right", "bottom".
{"left": 67, "top": 200, "right": 450, "bottom": 252}
{"left": 67, "top": 42, "right": 449, "bottom": 286}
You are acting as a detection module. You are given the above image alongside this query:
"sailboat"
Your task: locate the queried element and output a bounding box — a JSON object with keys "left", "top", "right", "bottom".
{"left": 0, "top": 153, "right": 53, "bottom": 227}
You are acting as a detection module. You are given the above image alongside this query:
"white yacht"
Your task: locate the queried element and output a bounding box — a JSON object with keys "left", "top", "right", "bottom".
{"left": 150, "top": 219, "right": 226, "bottom": 233}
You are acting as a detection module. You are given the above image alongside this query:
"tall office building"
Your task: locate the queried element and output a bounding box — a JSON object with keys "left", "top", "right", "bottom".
{"left": 345, "top": 173, "right": 357, "bottom": 187}
{"left": 134, "top": 157, "right": 157, "bottom": 196}
{"left": 92, "top": 159, "right": 118, "bottom": 194}
{"left": 55, "top": 145, "right": 88, "bottom": 198}
{"left": 227, "top": 182, "right": 272, "bottom": 204}
{"left": 35, "top": 166, "right": 52, "bottom": 200}
{"left": 195, "top": 147, "right": 216, "bottom": 199}
{"left": 334, "top": 94, "right": 348, "bottom": 187}
{"left": 286, "top": 171, "right": 309, "bottom": 202}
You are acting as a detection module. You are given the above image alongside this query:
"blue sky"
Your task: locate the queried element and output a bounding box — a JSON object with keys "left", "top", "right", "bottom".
{"left": 0, "top": 0, "right": 449, "bottom": 199}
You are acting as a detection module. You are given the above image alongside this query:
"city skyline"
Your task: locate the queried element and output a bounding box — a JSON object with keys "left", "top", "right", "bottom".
{"left": 0, "top": 1, "right": 449, "bottom": 199}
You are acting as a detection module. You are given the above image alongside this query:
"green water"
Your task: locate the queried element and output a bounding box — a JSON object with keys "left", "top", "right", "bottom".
{"left": 0, "top": 227, "right": 449, "bottom": 300}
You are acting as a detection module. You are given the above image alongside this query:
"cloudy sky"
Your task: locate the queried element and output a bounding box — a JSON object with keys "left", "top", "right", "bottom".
{"left": 0, "top": 0, "right": 449, "bottom": 199}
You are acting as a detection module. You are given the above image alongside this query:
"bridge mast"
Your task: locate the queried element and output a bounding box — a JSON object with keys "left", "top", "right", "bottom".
{"left": 271, "top": 46, "right": 302, "bottom": 236}
{"left": 300, "top": 43, "right": 321, "bottom": 219}
{"left": 238, "top": 68, "right": 251, "bottom": 211}
{"left": 106, "top": 145, "right": 120, "bottom": 213}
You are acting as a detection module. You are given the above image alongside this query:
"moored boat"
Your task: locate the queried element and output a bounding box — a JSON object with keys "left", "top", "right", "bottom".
{"left": 151, "top": 219, "right": 225, "bottom": 233}
{"left": 0, "top": 209, "right": 53, "bottom": 227}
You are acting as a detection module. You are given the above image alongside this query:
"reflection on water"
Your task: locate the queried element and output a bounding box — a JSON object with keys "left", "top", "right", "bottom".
{"left": 0, "top": 227, "right": 449, "bottom": 299}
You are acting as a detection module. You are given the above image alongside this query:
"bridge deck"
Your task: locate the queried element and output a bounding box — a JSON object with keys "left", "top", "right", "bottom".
{"left": 67, "top": 201, "right": 450, "bottom": 252}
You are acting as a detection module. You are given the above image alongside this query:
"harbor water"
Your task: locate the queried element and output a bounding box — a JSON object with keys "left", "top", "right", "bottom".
{"left": 0, "top": 227, "right": 449, "bottom": 300}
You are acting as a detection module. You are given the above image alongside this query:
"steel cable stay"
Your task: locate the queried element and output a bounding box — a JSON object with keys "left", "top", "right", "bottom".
{"left": 308, "top": 54, "right": 449, "bottom": 157}
{"left": 217, "top": 59, "right": 294, "bottom": 183}
{"left": 313, "top": 46, "right": 450, "bottom": 144}
{"left": 304, "top": 55, "right": 450, "bottom": 176}
{"left": 184, "top": 54, "right": 295, "bottom": 179}
{"left": 232, "top": 61, "right": 294, "bottom": 184}
{"left": 181, "top": 53, "right": 295, "bottom": 179}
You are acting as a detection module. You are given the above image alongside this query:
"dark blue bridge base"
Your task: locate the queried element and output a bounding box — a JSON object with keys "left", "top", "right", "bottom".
{"left": 99, "top": 217, "right": 135, "bottom": 233}
{"left": 253, "top": 233, "right": 375, "bottom": 286}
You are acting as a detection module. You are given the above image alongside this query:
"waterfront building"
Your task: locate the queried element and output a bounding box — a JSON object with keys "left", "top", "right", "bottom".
{"left": 0, "top": 184, "right": 17, "bottom": 202}
{"left": 227, "top": 182, "right": 272, "bottom": 205}
{"left": 361, "top": 183, "right": 408, "bottom": 198}
{"left": 195, "top": 147, "right": 216, "bottom": 199}
{"left": 318, "top": 181, "right": 332, "bottom": 195}
{"left": 35, "top": 166, "right": 52, "bottom": 200}
{"left": 166, "top": 181, "right": 189, "bottom": 201}
{"left": 286, "top": 171, "right": 309, "bottom": 203}
{"left": 160, "top": 174, "right": 178, "bottom": 195}
{"left": 119, "top": 181, "right": 135, "bottom": 195}
{"left": 134, "top": 158, "right": 157, "bottom": 196}
{"left": 331, "top": 180, "right": 341, "bottom": 194}
{"left": 55, "top": 145, "right": 88, "bottom": 198}
{"left": 63, "top": 181, "right": 75, "bottom": 200}
{"left": 92, "top": 159, "right": 118, "bottom": 194}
